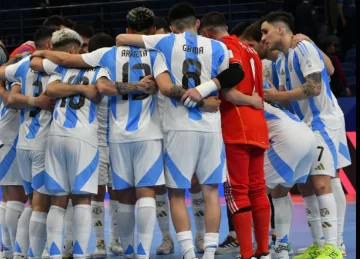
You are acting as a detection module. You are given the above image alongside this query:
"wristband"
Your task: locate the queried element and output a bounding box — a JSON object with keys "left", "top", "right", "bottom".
{"left": 28, "top": 97, "right": 35, "bottom": 106}
{"left": 195, "top": 80, "right": 217, "bottom": 98}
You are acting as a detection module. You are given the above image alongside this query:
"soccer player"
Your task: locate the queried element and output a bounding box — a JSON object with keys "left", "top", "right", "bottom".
{"left": 85, "top": 33, "right": 124, "bottom": 258}
{"left": 154, "top": 17, "right": 170, "bottom": 34}
{"left": 30, "top": 28, "right": 112, "bottom": 259}
{"left": 2, "top": 27, "right": 57, "bottom": 259}
{"left": 0, "top": 57, "right": 29, "bottom": 259}
{"left": 199, "top": 12, "right": 270, "bottom": 259}
{"left": 261, "top": 11, "right": 351, "bottom": 259}
{"left": 115, "top": 3, "right": 256, "bottom": 259}
{"left": 72, "top": 22, "right": 95, "bottom": 54}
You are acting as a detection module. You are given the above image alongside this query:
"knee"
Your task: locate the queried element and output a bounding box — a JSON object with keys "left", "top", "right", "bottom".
{"left": 311, "top": 176, "right": 332, "bottom": 195}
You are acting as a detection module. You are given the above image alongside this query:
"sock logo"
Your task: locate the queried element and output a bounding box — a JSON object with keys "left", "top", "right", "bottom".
{"left": 306, "top": 208, "right": 311, "bottom": 215}
{"left": 156, "top": 201, "right": 166, "bottom": 207}
{"left": 273, "top": 244, "right": 290, "bottom": 253}
{"left": 194, "top": 211, "right": 204, "bottom": 217}
{"left": 322, "top": 222, "right": 332, "bottom": 228}
{"left": 192, "top": 198, "right": 204, "bottom": 206}
{"left": 315, "top": 163, "right": 325, "bottom": 170}
{"left": 320, "top": 208, "right": 330, "bottom": 217}
{"left": 157, "top": 211, "right": 168, "bottom": 217}
{"left": 94, "top": 220, "right": 103, "bottom": 227}
{"left": 92, "top": 207, "right": 103, "bottom": 215}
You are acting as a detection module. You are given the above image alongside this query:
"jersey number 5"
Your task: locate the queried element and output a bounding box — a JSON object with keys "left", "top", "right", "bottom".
{"left": 60, "top": 76, "right": 89, "bottom": 110}
{"left": 29, "top": 80, "right": 43, "bottom": 118}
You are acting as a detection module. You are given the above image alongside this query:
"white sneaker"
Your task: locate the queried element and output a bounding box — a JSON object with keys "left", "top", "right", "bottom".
{"left": 108, "top": 239, "right": 123, "bottom": 255}
{"left": 62, "top": 241, "right": 73, "bottom": 259}
{"left": 288, "top": 242, "right": 293, "bottom": 255}
{"left": 13, "top": 255, "right": 26, "bottom": 259}
{"left": 42, "top": 247, "right": 50, "bottom": 259}
{"left": 195, "top": 233, "right": 204, "bottom": 253}
{"left": 339, "top": 242, "right": 347, "bottom": 256}
{"left": 295, "top": 246, "right": 308, "bottom": 255}
{"left": 156, "top": 235, "right": 174, "bottom": 255}
{"left": 258, "top": 254, "right": 271, "bottom": 259}
{"left": 85, "top": 253, "right": 93, "bottom": 259}
{"left": 93, "top": 240, "right": 107, "bottom": 258}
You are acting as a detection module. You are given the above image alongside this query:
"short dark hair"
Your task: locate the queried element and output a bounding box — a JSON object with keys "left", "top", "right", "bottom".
{"left": 34, "top": 27, "right": 57, "bottom": 49}
{"left": 73, "top": 22, "right": 95, "bottom": 39}
{"left": 43, "top": 15, "right": 68, "bottom": 29}
{"left": 241, "top": 22, "right": 262, "bottom": 42}
{"left": 230, "top": 21, "right": 251, "bottom": 37}
{"left": 261, "top": 11, "right": 296, "bottom": 34}
{"left": 200, "top": 12, "right": 227, "bottom": 30}
{"left": 127, "top": 7, "right": 155, "bottom": 33}
{"left": 88, "top": 33, "right": 114, "bottom": 52}
{"left": 154, "top": 17, "right": 169, "bottom": 32}
{"left": 168, "top": 3, "right": 196, "bottom": 29}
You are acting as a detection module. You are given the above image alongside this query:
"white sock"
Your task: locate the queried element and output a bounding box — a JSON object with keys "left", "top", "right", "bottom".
{"left": 273, "top": 197, "right": 292, "bottom": 247}
{"left": 303, "top": 195, "right": 324, "bottom": 247}
{"left": 14, "top": 207, "right": 32, "bottom": 256}
{"left": 109, "top": 200, "right": 119, "bottom": 244}
{"left": 331, "top": 178, "right": 346, "bottom": 246}
{"left": 203, "top": 233, "right": 219, "bottom": 259}
{"left": 47, "top": 206, "right": 65, "bottom": 259}
{"left": 29, "top": 211, "right": 47, "bottom": 259}
{"left": 317, "top": 193, "right": 338, "bottom": 248}
{"left": 64, "top": 200, "right": 73, "bottom": 245}
{"left": 117, "top": 203, "right": 135, "bottom": 258}
{"left": 1, "top": 202, "right": 13, "bottom": 258}
{"left": 91, "top": 201, "right": 105, "bottom": 243}
{"left": 156, "top": 194, "right": 171, "bottom": 238}
{"left": 176, "top": 231, "right": 195, "bottom": 259}
{"left": 190, "top": 192, "right": 205, "bottom": 235}
{"left": 73, "top": 205, "right": 92, "bottom": 259}
{"left": 0, "top": 202, "right": 4, "bottom": 251}
{"left": 137, "top": 198, "right": 156, "bottom": 259}
{"left": 287, "top": 193, "right": 293, "bottom": 241}
{"left": 5, "top": 201, "right": 25, "bottom": 251}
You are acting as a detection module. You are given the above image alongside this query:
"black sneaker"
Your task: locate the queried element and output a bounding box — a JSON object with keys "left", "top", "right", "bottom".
{"left": 215, "top": 235, "right": 240, "bottom": 255}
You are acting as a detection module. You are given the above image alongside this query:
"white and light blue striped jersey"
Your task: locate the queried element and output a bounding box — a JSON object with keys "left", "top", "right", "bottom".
{"left": 277, "top": 41, "right": 344, "bottom": 131}
{"left": 43, "top": 61, "right": 110, "bottom": 147}
{"left": 97, "top": 95, "right": 110, "bottom": 147}
{"left": 81, "top": 46, "right": 167, "bottom": 143}
{"left": 0, "top": 82, "right": 20, "bottom": 144}
{"left": 262, "top": 59, "right": 279, "bottom": 90}
{"left": 142, "top": 31, "right": 229, "bottom": 133}
{"left": 5, "top": 56, "right": 52, "bottom": 151}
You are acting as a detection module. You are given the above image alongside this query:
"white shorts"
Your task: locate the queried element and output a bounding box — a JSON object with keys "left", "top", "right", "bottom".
{"left": 45, "top": 136, "right": 99, "bottom": 196}
{"left": 165, "top": 131, "right": 226, "bottom": 189}
{"left": 17, "top": 149, "right": 49, "bottom": 195}
{"left": 0, "top": 138, "right": 22, "bottom": 186}
{"left": 265, "top": 129, "right": 316, "bottom": 189}
{"left": 311, "top": 124, "right": 349, "bottom": 177}
{"left": 110, "top": 139, "right": 165, "bottom": 190}
{"left": 337, "top": 116, "right": 352, "bottom": 169}
{"left": 98, "top": 146, "right": 111, "bottom": 186}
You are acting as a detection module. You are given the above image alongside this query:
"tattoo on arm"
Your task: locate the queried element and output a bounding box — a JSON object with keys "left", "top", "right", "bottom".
{"left": 301, "top": 72, "right": 322, "bottom": 97}
{"left": 4, "top": 55, "right": 24, "bottom": 66}
{"left": 196, "top": 99, "right": 205, "bottom": 108}
{"left": 114, "top": 81, "right": 138, "bottom": 95}
{"left": 168, "top": 84, "right": 186, "bottom": 101}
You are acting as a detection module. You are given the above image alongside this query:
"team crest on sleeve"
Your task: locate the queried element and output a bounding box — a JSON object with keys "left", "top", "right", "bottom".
{"left": 289, "top": 59, "right": 293, "bottom": 72}
{"left": 305, "top": 60, "right": 313, "bottom": 68}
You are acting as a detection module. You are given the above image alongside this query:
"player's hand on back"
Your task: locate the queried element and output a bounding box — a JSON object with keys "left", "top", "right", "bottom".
{"left": 250, "top": 92, "right": 264, "bottom": 109}
{"left": 35, "top": 91, "right": 56, "bottom": 112}
{"left": 82, "top": 85, "right": 101, "bottom": 104}
{"left": 138, "top": 75, "right": 158, "bottom": 94}
{"left": 292, "top": 33, "right": 312, "bottom": 48}
{"left": 30, "top": 50, "right": 45, "bottom": 60}
{"left": 200, "top": 96, "right": 221, "bottom": 113}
